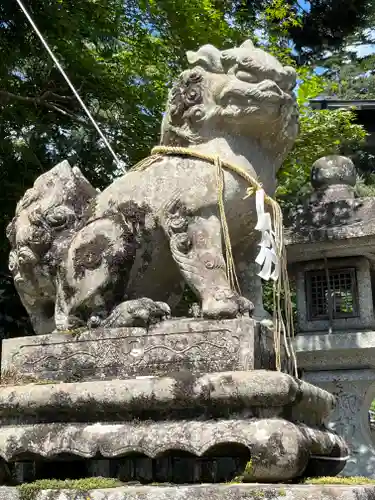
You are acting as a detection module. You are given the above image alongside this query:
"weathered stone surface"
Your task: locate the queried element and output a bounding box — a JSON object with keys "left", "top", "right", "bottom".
{"left": 285, "top": 155, "right": 375, "bottom": 263}
{"left": 0, "top": 371, "right": 335, "bottom": 425}
{"left": 289, "top": 379, "right": 336, "bottom": 424}
{"left": 6, "top": 161, "right": 97, "bottom": 335}
{"left": 286, "top": 226, "right": 375, "bottom": 263}
{"left": 310, "top": 155, "right": 356, "bottom": 202}
{"left": 0, "top": 419, "right": 347, "bottom": 481}
{"left": 286, "top": 155, "right": 375, "bottom": 479}
{"left": 285, "top": 156, "right": 375, "bottom": 336}
{"left": 9, "top": 40, "right": 298, "bottom": 332}
{"left": 303, "top": 370, "right": 375, "bottom": 478}
{"left": 2, "top": 484, "right": 375, "bottom": 500}
{"left": 294, "top": 331, "right": 375, "bottom": 370}
{"left": 1, "top": 319, "right": 290, "bottom": 382}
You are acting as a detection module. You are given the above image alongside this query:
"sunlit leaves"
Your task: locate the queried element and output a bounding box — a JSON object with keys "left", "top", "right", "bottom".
{"left": 277, "top": 70, "right": 367, "bottom": 208}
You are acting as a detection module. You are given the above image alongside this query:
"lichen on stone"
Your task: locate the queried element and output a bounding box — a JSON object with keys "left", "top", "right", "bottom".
{"left": 304, "top": 476, "right": 375, "bottom": 485}
{"left": 17, "top": 477, "right": 123, "bottom": 500}
{"left": 0, "top": 368, "right": 56, "bottom": 387}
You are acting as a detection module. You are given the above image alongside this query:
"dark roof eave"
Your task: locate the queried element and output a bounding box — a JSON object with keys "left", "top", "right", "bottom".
{"left": 310, "top": 99, "right": 375, "bottom": 110}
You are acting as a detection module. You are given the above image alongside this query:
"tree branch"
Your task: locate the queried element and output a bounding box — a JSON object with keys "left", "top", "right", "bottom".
{"left": 0, "top": 89, "right": 92, "bottom": 128}
{"left": 39, "top": 90, "right": 76, "bottom": 102}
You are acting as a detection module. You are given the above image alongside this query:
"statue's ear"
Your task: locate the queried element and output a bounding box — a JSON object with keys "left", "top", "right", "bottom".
{"left": 72, "top": 165, "right": 99, "bottom": 196}
{"left": 240, "top": 40, "right": 255, "bottom": 50}
{"left": 31, "top": 160, "right": 97, "bottom": 202}
{"left": 186, "top": 44, "right": 223, "bottom": 73}
{"left": 282, "top": 66, "right": 297, "bottom": 91}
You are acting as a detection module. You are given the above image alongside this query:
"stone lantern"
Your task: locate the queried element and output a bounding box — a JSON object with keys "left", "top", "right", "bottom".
{"left": 287, "top": 155, "right": 375, "bottom": 477}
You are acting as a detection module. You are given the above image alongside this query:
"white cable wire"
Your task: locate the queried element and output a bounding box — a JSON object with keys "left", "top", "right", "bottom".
{"left": 309, "top": 454, "right": 350, "bottom": 462}
{"left": 15, "top": 0, "right": 122, "bottom": 167}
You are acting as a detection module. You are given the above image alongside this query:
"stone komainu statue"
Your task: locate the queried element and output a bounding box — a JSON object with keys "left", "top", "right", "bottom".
{"left": 7, "top": 40, "right": 298, "bottom": 334}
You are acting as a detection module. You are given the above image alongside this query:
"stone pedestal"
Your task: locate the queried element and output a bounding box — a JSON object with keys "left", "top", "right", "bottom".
{"left": 1, "top": 318, "right": 289, "bottom": 383}
{"left": 0, "top": 319, "right": 347, "bottom": 485}
{"left": 295, "top": 331, "right": 375, "bottom": 477}
{"left": 0, "top": 370, "right": 347, "bottom": 482}
{"left": 304, "top": 370, "right": 375, "bottom": 477}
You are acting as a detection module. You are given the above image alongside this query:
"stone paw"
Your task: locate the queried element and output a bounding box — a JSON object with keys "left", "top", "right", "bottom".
{"left": 92, "top": 298, "right": 171, "bottom": 328}
{"left": 202, "top": 289, "right": 254, "bottom": 319}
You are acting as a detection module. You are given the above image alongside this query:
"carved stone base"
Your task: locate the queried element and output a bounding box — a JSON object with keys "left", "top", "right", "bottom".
{"left": 0, "top": 371, "right": 335, "bottom": 425}
{"left": 1, "top": 483, "right": 375, "bottom": 500}
{"left": 303, "top": 369, "right": 375, "bottom": 477}
{"left": 0, "top": 369, "right": 347, "bottom": 483}
{"left": 1, "top": 318, "right": 291, "bottom": 383}
{"left": 0, "top": 419, "right": 347, "bottom": 482}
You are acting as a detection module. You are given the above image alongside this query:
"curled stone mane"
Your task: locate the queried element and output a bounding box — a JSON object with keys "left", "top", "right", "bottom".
{"left": 160, "top": 68, "right": 208, "bottom": 147}
{"left": 160, "top": 40, "right": 299, "bottom": 162}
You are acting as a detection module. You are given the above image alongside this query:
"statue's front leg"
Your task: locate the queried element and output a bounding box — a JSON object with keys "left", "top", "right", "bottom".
{"left": 54, "top": 216, "right": 171, "bottom": 330}
{"left": 163, "top": 201, "right": 253, "bottom": 318}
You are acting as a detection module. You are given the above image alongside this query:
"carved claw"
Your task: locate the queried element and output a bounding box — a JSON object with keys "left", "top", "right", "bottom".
{"left": 100, "top": 298, "right": 171, "bottom": 328}
{"left": 202, "top": 289, "right": 254, "bottom": 319}
{"left": 237, "top": 296, "right": 254, "bottom": 316}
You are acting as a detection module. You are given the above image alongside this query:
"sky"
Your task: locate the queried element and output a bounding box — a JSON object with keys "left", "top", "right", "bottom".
{"left": 298, "top": 0, "right": 375, "bottom": 58}
{"left": 298, "top": 0, "right": 310, "bottom": 12}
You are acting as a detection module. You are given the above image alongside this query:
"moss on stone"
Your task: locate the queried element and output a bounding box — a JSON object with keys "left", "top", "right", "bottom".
{"left": 17, "top": 477, "right": 123, "bottom": 500}
{"left": 226, "top": 476, "right": 244, "bottom": 484}
{"left": 244, "top": 459, "right": 253, "bottom": 475}
{"left": 249, "top": 491, "right": 265, "bottom": 499}
{"left": 0, "top": 368, "right": 56, "bottom": 387}
{"left": 304, "top": 476, "right": 375, "bottom": 485}
{"left": 58, "top": 326, "right": 87, "bottom": 338}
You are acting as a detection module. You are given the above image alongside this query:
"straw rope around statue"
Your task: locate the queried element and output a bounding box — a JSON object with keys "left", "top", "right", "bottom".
{"left": 130, "top": 145, "right": 298, "bottom": 378}
{"left": 13, "top": 1, "right": 298, "bottom": 375}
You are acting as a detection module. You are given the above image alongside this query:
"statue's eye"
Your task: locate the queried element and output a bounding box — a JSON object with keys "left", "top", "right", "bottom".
{"left": 45, "top": 207, "right": 75, "bottom": 230}
{"left": 184, "top": 87, "right": 202, "bottom": 105}
{"left": 240, "top": 56, "right": 252, "bottom": 66}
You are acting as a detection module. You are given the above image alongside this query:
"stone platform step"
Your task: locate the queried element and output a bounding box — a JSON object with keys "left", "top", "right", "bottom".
{"left": 0, "top": 370, "right": 335, "bottom": 425}
{"left": 0, "top": 483, "right": 374, "bottom": 500}
{"left": 0, "top": 418, "right": 348, "bottom": 481}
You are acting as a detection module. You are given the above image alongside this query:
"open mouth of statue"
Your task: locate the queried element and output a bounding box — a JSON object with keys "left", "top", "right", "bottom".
{"left": 219, "top": 78, "right": 285, "bottom": 110}
{"left": 14, "top": 274, "right": 25, "bottom": 286}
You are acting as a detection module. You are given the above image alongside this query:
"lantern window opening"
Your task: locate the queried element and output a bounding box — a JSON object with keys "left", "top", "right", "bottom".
{"left": 306, "top": 267, "right": 359, "bottom": 321}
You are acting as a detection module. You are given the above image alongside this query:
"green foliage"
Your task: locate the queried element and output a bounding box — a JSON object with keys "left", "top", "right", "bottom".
{"left": 17, "top": 477, "right": 123, "bottom": 500}
{"left": 255, "top": 1, "right": 367, "bottom": 216}
{"left": 229, "top": 1, "right": 375, "bottom": 64}
{"left": 277, "top": 70, "right": 367, "bottom": 210}
{"left": 254, "top": 0, "right": 301, "bottom": 65}
{"left": 323, "top": 52, "right": 375, "bottom": 99}
{"left": 291, "top": 0, "right": 375, "bottom": 63}
{"left": 355, "top": 175, "right": 375, "bottom": 197}
{"left": 0, "top": 0, "right": 245, "bottom": 229}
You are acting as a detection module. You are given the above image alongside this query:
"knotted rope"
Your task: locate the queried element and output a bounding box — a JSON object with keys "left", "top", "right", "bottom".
{"left": 131, "top": 145, "right": 298, "bottom": 377}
